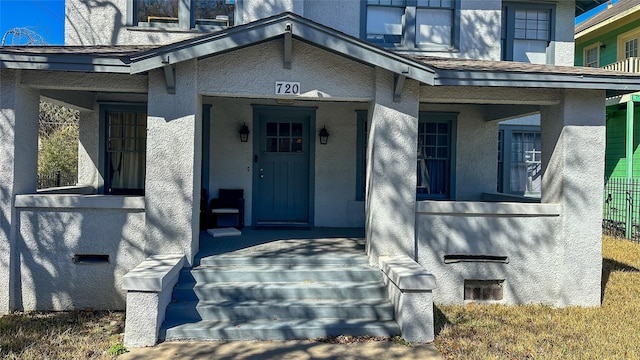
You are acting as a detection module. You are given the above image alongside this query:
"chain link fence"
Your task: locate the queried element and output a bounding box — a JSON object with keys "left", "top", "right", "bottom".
{"left": 603, "top": 177, "right": 640, "bottom": 241}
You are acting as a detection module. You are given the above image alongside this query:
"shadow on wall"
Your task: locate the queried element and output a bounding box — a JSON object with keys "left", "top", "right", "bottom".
{"left": 66, "top": 0, "right": 123, "bottom": 45}
{"left": 365, "top": 99, "right": 418, "bottom": 259}
{"left": 65, "top": 0, "right": 288, "bottom": 46}
{"left": 460, "top": 11, "right": 501, "bottom": 60}
{"left": 15, "top": 205, "right": 146, "bottom": 311}
{"left": 416, "top": 115, "right": 604, "bottom": 305}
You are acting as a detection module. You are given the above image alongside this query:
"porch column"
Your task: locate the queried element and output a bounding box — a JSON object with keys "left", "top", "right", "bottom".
{"left": 540, "top": 88, "right": 605, "bottom": 307}
{"left": 0, "top": 70, "right": 39, "bottom": 313}
{"left": 145, "top": 60, "right": 202, "bottom": 264}
{"left": 366, "top": 68, "right": 420, "bottom": 263}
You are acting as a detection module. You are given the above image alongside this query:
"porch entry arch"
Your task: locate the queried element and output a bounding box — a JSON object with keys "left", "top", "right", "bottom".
{"left": 252, "top": 106, "right": 316, "bottom": 228}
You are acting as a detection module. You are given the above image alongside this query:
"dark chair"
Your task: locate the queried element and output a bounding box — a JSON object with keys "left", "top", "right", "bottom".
{"left": 210, "top": 189, "right": 244, "bottom": 229}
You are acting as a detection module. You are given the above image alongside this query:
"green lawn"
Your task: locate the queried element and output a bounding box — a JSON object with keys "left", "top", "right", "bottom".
{"left": 434, "top": 236, "right": 640, "bottom": 359}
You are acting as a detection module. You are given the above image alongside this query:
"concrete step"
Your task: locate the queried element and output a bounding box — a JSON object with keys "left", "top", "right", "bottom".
{"left": 198, "top": 254, "right": 370, "bottom": 267}
{"left": 171, "top": 280, "right": 388, "bottom": 302}
{"left": 161, "top": 318, "right": 401, "bottom": 341}
{"left": 165, "top": 299, "right": 395, "bottom": 322}
{"left": 181, "top": 265, "right": 383, "bottom": 283}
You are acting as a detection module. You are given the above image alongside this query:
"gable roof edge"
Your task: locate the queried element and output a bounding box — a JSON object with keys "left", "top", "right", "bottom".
{"left": 128, "top": 13, "right": 436, "bottom": 85}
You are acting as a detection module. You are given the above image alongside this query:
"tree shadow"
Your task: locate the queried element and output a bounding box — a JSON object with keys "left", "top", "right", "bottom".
{"left": 601, "top": 257, "right": 640, "bottom": 303}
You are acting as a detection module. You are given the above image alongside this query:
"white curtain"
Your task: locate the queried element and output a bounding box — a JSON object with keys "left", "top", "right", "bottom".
{"left": 109, "top": 112, "right": 145, "bottom": 191}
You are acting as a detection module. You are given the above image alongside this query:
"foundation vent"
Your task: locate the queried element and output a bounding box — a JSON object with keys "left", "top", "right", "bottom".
{"left": 444, "top": 255, "right": 508, "bottom": 264}
{"left": 72, "top": 254, "right": 109, "bottom": 264}
{"left": 464, "top": 280, "right": 504, "bottom": 301}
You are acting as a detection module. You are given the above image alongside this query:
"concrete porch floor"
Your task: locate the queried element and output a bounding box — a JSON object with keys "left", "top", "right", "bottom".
{"left": 196, "top": 227, "right": 366, "bottom": 263}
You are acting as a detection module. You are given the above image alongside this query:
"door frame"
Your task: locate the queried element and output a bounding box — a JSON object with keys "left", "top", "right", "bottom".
{"left": 251, "top": 105, "right": 316, "bottom": 227}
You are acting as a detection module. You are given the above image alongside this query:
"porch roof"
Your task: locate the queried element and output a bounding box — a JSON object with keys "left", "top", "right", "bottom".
{"left": 2, "top": 12, "right": 640, "bottom": 97}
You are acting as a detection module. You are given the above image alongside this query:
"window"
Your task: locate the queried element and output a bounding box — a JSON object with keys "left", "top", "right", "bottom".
{"left": 497, "top": 125, "right": 541, "bottom": 196}
{"left": 417, "top": 113, "right": 456, "bottom": 199}
{"left": 265, "top": 122, "right": 304, "bottom": 153}
{"left": 502, "top": 3, "right": 554, "bottom": 64}
{"left": 584, "top": 44, "right": 599, "bottom": 68}
{"left": 101, "top": 105, "right": 147, "bottom": 195}
{"left": 625, "top": 38, "right": 638, "bottom": 59}
{"left": 362, "top": 0, "right": 456, "bottom": 50}
{"left": 616, "top": 28, "right": 640, "bottom": 61}
{"left": 131, "top": 0, "right": 235, "bottom": 29}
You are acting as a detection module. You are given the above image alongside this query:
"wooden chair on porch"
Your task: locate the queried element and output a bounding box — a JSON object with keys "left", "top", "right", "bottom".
{"left": 210, "top": 189, "right": 245, "bottom": 229}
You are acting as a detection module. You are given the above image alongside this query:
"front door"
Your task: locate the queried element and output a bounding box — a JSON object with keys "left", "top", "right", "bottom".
{"left": 253, "top": 107, "right": 313, "bottom": 226}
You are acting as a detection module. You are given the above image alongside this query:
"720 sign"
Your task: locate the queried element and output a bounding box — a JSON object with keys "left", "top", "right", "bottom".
{"left": 275, "top": 81, "right": 300, "bottom": 95}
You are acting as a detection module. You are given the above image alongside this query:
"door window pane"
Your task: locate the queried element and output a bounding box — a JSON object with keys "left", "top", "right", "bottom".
{"left": 265, "top": 122, "right": 304, "bottom": 153}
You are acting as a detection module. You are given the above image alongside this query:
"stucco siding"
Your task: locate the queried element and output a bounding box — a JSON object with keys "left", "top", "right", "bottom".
{"left": 207, "top": 98, "right": 255, "bottom": 226}
{"left": 416, "top": 202, "right": 562, "bottom": 305}
{"left": 64, "top": 0, "right": 198, "bottom": 45}
{"left": 16, "top": 205, "right": 145, "bottom": 311}
{"left": 457, "top": 7, "right": 502, "bottom": 60}
{"left": 302, "top": 0, "right": 361, "bottom": 38}
{"left": 453, "top": 107, "right": 498, "bottom": 200}
{"left": 552, "top": 0, "right": 577, "bottom": 66}
{"left": 198, "top": 39, "right": 374, "bottom": 101}
{"left": 313, "top": 103, "right": 364, "bottom": 227}
{"left": 77, "top": 107, "right": 100, "bottom": 190}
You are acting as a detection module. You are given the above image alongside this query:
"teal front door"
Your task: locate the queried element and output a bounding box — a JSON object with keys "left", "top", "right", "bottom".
{"left": 253, "top": 108, "right": 313, "bottom": 226}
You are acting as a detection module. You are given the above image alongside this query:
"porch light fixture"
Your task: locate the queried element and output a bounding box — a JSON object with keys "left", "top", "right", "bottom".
{"left": 239, "top": 123, "right": 250, "bottom": 142}
{"left": 319, "top": 126, "right": 330, "bottom": 145}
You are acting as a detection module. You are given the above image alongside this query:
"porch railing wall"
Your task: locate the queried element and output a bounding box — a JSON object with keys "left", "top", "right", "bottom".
{"left": 603, "top": 177, "right": 640, "bottom": 241}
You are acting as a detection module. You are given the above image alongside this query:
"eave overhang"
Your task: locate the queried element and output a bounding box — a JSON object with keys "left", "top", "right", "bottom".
{"left": 3, "top": 12, "right": 640, "bottom": 98}
{"left": 412, "top": 56, "right": 640, "bottom": 98}
{"left": 0, "top": 46, "right": 154, "bottom": 74}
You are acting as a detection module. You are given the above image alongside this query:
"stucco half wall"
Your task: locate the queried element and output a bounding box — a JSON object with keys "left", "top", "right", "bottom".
{"left": 14, "top": 195, "right": 146, "bottom": 311}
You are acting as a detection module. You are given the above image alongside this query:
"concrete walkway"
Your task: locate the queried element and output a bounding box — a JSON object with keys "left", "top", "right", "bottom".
{"left": 120, "top": 340, "right": 443, "bottom": 360}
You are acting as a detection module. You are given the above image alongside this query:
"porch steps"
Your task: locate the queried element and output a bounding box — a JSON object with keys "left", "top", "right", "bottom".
{"left": 160, "top": 254, "right": 400, "bottom": 341}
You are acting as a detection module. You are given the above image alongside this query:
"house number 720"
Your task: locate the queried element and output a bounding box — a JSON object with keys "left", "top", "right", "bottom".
{"left": 275, "top": 81, "right": 300, "bottom": 95}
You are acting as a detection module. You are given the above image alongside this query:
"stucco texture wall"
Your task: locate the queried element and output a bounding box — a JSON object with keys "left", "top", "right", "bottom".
{"left": 416, "top": 205, "right": 562, "bottom": 305}
{"left": 65, "top": 0, "right": 197, "bottom": 45}
{"left": 17, "top": 208, "right": 145, "bottom": 310}
{"left": 198, "top": 39, "right": 374, "bottom": 100}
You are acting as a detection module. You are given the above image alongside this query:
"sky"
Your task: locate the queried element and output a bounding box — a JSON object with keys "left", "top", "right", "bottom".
{"left": 0, "top": 0, "right": 65, "bottom": 45}
{"left": 0, "top": 0, "right": 623, "bottom": 46}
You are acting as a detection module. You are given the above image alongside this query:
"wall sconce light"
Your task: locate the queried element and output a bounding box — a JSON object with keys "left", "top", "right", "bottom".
{"left": 600, "top": 42, "right": 606, "bottom": 49}
{"left": 239, "top": 123, "right": 250, "bottom": 142}
{"left": 319, "top": 126, "right": 330, "bottom": 145}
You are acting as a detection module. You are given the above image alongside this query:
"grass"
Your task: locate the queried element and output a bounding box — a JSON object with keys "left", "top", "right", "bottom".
{"left": 0, "top": 236, "right": 638, "bottom": 359}
{"left": 434, "top": 236, "right": 640, "bottom": 360}
{"left": 0, "top": 310, "right": 124, "bottom": 359}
